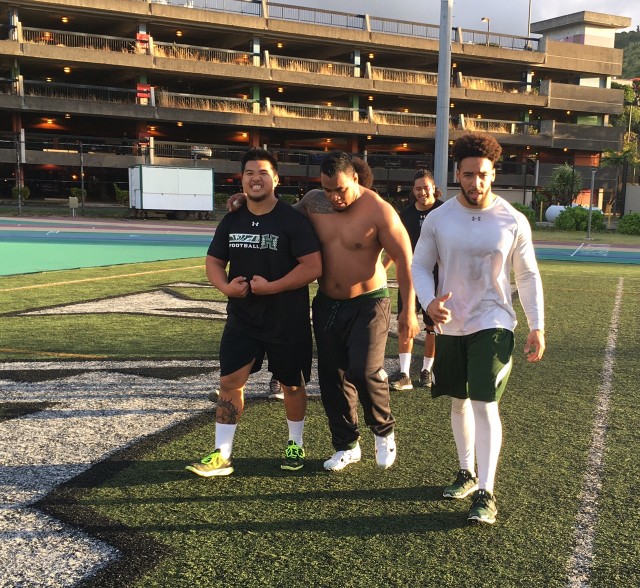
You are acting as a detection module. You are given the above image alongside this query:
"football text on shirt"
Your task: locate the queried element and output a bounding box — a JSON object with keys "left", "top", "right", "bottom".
{"left": 229, "top": 233, "right": 279, "bottom": 250}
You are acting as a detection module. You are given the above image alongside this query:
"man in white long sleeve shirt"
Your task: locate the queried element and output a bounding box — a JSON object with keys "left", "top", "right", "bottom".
{"left": 412, "top": 133, "right": 545, "bottom": 525}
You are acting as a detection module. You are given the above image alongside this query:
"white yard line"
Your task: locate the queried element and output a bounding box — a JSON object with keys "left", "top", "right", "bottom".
{"left": 566, "top": 277, "right": 624, "bottom": 588}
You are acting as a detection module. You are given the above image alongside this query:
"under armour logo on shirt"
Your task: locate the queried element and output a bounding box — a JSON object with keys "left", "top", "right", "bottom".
{"left": 472, "top": 216, "right": 481, "bottom": 221}
{"left": 252, "top": 221, "right": 259, "bottom": 226}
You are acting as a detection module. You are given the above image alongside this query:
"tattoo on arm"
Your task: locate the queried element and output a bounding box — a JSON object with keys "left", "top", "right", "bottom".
{"left": 216, "top": 397, "right": 241, "bottom": 424}
{"left": 301, "top": 190, "right": 335, "bottom": 215}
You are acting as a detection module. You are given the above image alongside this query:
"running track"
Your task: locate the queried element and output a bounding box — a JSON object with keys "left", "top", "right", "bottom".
{"left": 1, "top": 216, "right": 639, "bottom": 276}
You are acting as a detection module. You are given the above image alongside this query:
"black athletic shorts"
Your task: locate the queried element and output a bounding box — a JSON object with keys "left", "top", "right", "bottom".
{"left": 397, "top": 293, "right": 435, "bottom": 334}
{"left": 219, "top": 325, "right": 312, "bottom": 387}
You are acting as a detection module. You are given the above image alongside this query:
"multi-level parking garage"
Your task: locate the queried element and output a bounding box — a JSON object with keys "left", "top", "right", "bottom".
{"left": 0, "top": 1, "right": 630, "bottom": 209}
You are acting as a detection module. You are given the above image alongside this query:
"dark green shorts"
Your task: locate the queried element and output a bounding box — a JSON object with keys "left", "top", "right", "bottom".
{"left": 431, "top": 328, "right": 515, "bottom": 402}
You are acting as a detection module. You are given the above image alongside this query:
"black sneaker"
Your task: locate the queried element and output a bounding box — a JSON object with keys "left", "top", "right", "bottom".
{"left": 389, "top": 371, "right": 413, "bottom": 390}
{"left": 268, "top": 377, "right": 284, "bottom": 400}
{"left": 443, "top": 469, "right": 479, "bottom": 499}
{"left": 468, "top": 489, "right": 498, "bottom": 524}
{"left": 419, "top": 369, "right": 432, "bottom": 387}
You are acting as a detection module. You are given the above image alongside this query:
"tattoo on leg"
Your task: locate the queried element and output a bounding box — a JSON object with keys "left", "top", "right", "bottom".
{"left": 216, "top": 397, "right": 240, "bottom": 424}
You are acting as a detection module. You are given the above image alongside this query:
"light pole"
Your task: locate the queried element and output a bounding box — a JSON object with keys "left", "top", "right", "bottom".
{"left": 526, "top": 0, "right": 532, "bottom": 49}
{"left": 79, "top": 140, "right": 85, "bottom": 216}
{"left": 587, "top": 168, "right": 596, "bottom": 240}
{"left": 481, "top": 17, "right": 490, "bottom": 46}
{"left": 434, "top": 0, "right": 453, "bottom": 194}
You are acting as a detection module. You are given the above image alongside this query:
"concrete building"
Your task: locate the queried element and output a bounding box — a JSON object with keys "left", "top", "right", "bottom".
{"left": 0, "top": 0, "right": 631, "bottom": 211}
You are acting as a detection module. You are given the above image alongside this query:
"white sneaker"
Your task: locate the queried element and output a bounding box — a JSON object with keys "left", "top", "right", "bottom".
{"left": 374, "top": 432, "right": 396, "bottom": 469}
{"left": 323, "top": 444, "right": 362, "bottom": 471}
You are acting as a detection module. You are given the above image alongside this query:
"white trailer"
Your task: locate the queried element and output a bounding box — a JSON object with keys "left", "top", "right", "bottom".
{"left": 128, "top": 165, "right": 215, "bottom": 219}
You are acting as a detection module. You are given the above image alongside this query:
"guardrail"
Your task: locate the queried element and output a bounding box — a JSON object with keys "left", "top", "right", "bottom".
{"left": 460, "top": 75, "right": 536, "bottom": 94}
{"left": 463, "top": 116, "right": 539, "bottom": 135}
{"left": 23, "top": 80, "right": 139, "bottom": 104}
{"left": 370, "top": 66, "right": 438, "bottom": 86}
{"left": 146, "top": 0, "right": 537, "bottom": 51}
{"left": 370, "top": 110, "right": 437, "bottom": 128}
{"left": 461, "top": 28, "right": 538, "bottom": 51}
{"left": 270, "top": 101, "right": 356, "bottom": 122}
{"left": 369, "top": 16, "right": 439, "bottom": 40}
{"left": 0, "top": 77, "right": 15, "bottom": 95}
{"left": 269, "top": 55, "right": 356, "bottom": 77}
{"left": 152, "top": 0, "right": 261, "bottom": 16}
{"left": 156, "top": 91, "right": 257, "bottom": 113}
{"left": 154, "top": 41, "right": 252, "bottom": 65}
{"left": 22, "top": 27, "right": 136, "bottom": 53}
{"left": 268, "top": 2, "right": 364, "bottom": 29}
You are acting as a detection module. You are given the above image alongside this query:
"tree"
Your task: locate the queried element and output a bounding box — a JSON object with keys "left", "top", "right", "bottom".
{"left": 611, "top": 82, "right": 640, "bottom": 136}
{"left": 546, "top": 163, "right": 582, "bottom": 206}
{"left": 602, "top": 142, "right": 640, "bottom": 215}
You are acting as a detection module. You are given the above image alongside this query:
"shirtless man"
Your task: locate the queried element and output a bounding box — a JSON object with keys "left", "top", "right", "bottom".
{"left": 230, "top": 151, "right": 418, "bottom": 470}
{"left": 309, "top": 151, "right": 419, "bottom": 471}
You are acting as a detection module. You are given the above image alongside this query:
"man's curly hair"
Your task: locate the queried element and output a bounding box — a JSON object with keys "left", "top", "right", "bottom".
{"left": 451, "top": 133, "right": 502, "bottom": 165}
{"left": 352, "top": 156, "right": 373, "bottom": 189}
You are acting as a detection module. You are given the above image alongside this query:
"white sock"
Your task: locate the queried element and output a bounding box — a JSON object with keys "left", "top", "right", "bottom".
{"left": 422, "top": 357, "right": 434, "bottom": 372}
{"left": 471, "top": 400, "right": 502, "bottom": 494}
{"left": 287, "top": 418, "right": 305, "bottom": 446}
{"left": 451, "top": 397, "right": 476, "bottom": 475}
{"left": 215, "top": 423, "right": 237, "bottom": 460}
{"left": 399, "top": 353, "right": 411, "bottom": 375}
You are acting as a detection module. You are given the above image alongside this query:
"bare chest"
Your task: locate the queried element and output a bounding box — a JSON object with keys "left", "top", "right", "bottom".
{"left": 311, "top": 213, "right": 378, "bottom": 252}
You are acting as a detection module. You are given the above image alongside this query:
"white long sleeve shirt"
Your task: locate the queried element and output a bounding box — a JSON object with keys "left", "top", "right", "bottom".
{"left": 412, "top": 195, "right": 544, "bottom": 336}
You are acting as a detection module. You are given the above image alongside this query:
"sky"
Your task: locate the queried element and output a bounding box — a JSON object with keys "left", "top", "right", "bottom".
{"left": 280, "top": 0, "right": 639, "bottom": 36}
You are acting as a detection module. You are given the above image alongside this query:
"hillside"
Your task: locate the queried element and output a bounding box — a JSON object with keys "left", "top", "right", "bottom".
{"left": 616, "top": 30, "right": 640, "bottom": 79}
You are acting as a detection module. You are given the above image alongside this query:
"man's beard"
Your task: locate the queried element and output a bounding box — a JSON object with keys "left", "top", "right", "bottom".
{"left": 460, "top": 185, "right": 480, "bottom": 207}
{"left": 247, "top": 192, "right": 268, "bottom": 203}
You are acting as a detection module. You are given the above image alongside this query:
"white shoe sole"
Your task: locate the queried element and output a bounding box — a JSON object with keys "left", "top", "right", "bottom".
{"left": 443, "top": 483, "right": 479, "bottom": 499}
{"left": 323, "top": 457, "right": 361, "bottom": 471}
{"left": 185, "top": 464, "right": 234, "bottom": 477}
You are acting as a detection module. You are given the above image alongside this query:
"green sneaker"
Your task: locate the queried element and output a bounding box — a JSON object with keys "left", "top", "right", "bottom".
{"left": 468, "top": 489, "right": 498, "bottom": 525}
{"left": 281, "top": 440, "right": 305, "bottom": 471}
{"left": 185, "top": 449, "right": 233, "bottom": 477}
{"left": 443, "top": 469, "right": 479, "bottom": 499}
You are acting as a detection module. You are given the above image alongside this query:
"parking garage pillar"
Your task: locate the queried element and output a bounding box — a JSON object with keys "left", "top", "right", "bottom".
{"left": 353, "top": 49, "right": 361, "bottom": 78}
{"left": 251, "top": 38, "right": 261, "bottom": 67}
{"left": 252, "top": 85, "right": 261, "bottom": 115}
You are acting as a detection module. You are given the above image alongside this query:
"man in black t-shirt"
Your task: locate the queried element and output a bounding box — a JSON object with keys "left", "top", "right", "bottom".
{"left": 384, "top": 170, "right": 443, "bottom": 390}
{"left": 186, "top": 148, "right": 321, "bottom": 477}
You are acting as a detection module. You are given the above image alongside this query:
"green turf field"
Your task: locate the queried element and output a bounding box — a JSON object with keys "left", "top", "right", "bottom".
{"left": 1, "top": 258, "right": 639, "bottom": 587}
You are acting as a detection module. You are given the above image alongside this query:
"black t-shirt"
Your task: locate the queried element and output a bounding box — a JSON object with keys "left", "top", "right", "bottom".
{"left": 208, "top": 200, "right": 320, "bottom": 343}
{"left": 399, "top": 199, "right": 444, "bottom": 250}
{"left": 399, "top": 199, "right": 443, "bottom": 305}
